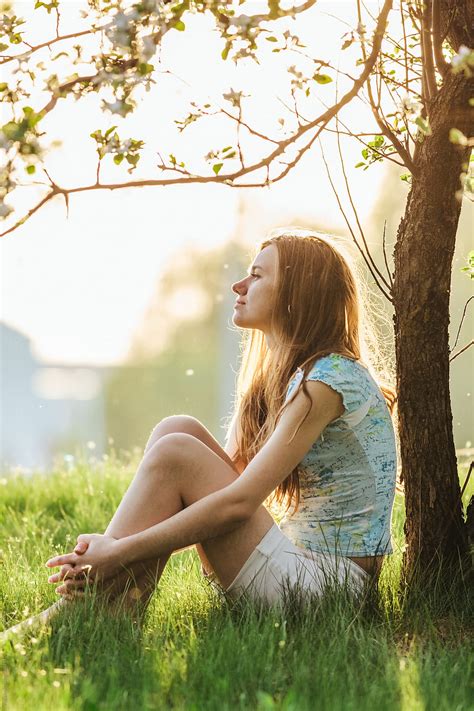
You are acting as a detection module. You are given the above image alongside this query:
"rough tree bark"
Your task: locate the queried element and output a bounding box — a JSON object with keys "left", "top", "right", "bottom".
{"left": 393, "top": 63, "right": 473, "bottom": 576}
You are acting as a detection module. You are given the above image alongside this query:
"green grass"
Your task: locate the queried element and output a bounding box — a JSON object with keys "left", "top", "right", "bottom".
{"left": 1, "top": 450, "right": 473, "bottom": 710}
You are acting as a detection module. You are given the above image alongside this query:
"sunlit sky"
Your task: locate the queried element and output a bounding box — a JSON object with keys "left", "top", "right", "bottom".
{"left": 0, "top": 1, "right": 471, "bottom": 367}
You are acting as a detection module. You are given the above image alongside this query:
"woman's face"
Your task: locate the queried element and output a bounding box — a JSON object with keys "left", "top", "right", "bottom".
{"left": 231, "top": 244, "right": 279, "bottom": 335}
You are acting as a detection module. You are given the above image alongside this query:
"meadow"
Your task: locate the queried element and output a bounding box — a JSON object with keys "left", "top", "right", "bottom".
{"left": 1, "top": 449, "right": 473, "bottom": 710}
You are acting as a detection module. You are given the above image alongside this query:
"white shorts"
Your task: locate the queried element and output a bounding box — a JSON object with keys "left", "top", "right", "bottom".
{"left": 223, "top": 524, "right": 370, "bottom": 605}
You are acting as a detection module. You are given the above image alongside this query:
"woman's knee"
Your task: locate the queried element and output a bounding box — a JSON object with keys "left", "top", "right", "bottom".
{"left": 144, "top": 415, "right": 206, "bottom": 453}
{"left": 143, "top": 433, "right": 201, "bottom": 479}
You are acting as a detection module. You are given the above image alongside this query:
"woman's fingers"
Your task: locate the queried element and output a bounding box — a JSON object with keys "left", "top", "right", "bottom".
{"left": 46, "top": 552, "right": 79, "bottom": 568}
{"left": 48, "top": 564, "right": 86, "bottom": 584}
{"left": 74, "top": 541, "right": 89, "bottom": 554}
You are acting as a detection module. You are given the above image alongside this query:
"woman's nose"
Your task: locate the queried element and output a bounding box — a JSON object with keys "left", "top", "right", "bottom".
{"left": 232, "top": 278, "right": 247, "bottom": 295}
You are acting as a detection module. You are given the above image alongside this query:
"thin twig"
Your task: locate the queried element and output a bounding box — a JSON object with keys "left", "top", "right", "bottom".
{"left": 335, "top": 116, "right": 392, "bottom": 292}
{"left": 460, "top": 461, "right": 473, "bottom": 500}
{"left": 452, "top": 296, "right": 474, "bottom": 351}
{"left": 319, "top": 136, "right": 393, "bottom": 302}
{"left": 382, "top": 219, "right": 393, "bottom": 287}
{"left": 450, "top": 340, "right": 474, "bottom": 363}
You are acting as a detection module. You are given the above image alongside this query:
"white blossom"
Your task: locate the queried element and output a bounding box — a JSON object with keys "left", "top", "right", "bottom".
{"left": 451, "top": 45, "right": 474, "bottom": 74}
{"left": 231, "top": 14, "right": 251, "bottom": 29}
{"left": 0, "top": 202, "right": 13, "bottom": 218}
{"left": 102, "top": 99, "right": 127, "bottom": 116}
{"left": 399, "top": 95, "right": 422, "bottom": 118}
{"left": 140, "top": 35, "right": 156, "bottom": 61}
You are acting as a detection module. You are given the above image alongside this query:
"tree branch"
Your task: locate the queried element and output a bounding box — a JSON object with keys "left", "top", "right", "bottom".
{"left": 432, "top": 0, "right": 450, "bottom": 77}
{"left": 356, "top": 0, "right": 416, "bottom": 174}
{"left": 451, "top": 296, "right": 474, "bottom": 351}
{"left": 319, "top": 135, "right": 393, "bottom": 302}
{"left": 421, "top": 1, "right": 438, "bottom": 99}
{"left": 0, "top": 28, "right": 95, "bottom": 65}
{"left": 1, "top": 0, "right": 394, "bottom": 239}
{"left": 335, "top": 116, "right": 393, "bottom": 292}
{"left": 450, "top": 340, "right": 474, "bottom": 363}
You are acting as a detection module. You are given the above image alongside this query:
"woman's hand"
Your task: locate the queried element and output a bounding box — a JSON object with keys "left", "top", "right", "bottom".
{"left": 46, "top": 534, "right": 124, "bottom": 595}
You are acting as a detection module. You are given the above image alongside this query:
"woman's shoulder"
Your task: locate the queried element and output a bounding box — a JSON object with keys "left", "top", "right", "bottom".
{"left": 303, "top": 352, "right": 369, "bottom": 378}
{"left": 302, "top": 353, "right": 379, "bottom": 417}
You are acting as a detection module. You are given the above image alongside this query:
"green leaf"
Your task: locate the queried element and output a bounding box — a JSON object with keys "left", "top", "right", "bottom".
{"left": 354, "top": 162, "right": 365, "bottom": 168}
{"left": 126, "top": 154, "right": 140, "bottom": 165}
{"left": 174, "top": 20, "right": 185, "bottom": 31}
{"left": 0, "top": 83, "right": 8, "bottom": 92}
{"left": 25, "top": 164, "right": 36, "bottom": 174}
{"left": 113, "top": 154, "right": 124, "bottom": 165}
{"left": 222, "top": 146, "right": 233, "bottom": 153}
{"left": 266, "top": 36, "right": 278, "bottom": 42}
{"left": 0, "top": 43, "right": 9, "bottom": 52}
{"left": 221, "top": 44, "right": 230, "bottom": 61}
{"left": 313, "top": 74, "right": 332, "bottom": 84}
{"left": 213, "top": 163, "right": 223, "bottom": 175}
{"left": 138, "top": 62, "right": 154, "bottom": 75}
{"left": 400, "top": 173, "right": 412, "bottom": 183}
{"left": 415, "top": 116, "right": 431, "bottom": 135}
{"left": 104, "top": 125, "right": 117, "bottom": 138}
{"left": 449, "top": 128, "right": 467, "bottom": 146}
{"left": 341, "top": 38, "right": 353, "bottom": 50}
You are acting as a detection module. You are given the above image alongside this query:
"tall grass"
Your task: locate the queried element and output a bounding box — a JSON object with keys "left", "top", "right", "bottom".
{"left": 1, "top": 450, "right": 473, "bottom": 710}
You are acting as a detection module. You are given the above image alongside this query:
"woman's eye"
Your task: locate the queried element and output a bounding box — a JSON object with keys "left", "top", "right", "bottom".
{"left": 250, "top": 273, "right": 259, "bottom": 279}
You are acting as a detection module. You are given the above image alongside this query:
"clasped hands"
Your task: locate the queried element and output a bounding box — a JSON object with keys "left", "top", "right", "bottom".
{"left": 45, "top": 534, "right": 123, "bottom": 597}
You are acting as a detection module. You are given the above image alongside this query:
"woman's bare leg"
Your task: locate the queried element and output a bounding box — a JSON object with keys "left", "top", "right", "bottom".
{"left": 59, "top": 419, "right": 273, "bottom": 603}
{"left": 61, "top": 416, "right": 272, "bottom": 607}
{"left": 96, "top": 416, "right": 244, "bottom": 606}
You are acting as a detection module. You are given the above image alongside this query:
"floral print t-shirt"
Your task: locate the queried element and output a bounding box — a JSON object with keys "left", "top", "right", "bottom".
{"left": 279, "top": 353, "right": 397, "bottom": 557}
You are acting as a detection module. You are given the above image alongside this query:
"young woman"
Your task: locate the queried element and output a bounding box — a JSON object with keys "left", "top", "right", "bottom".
{"left": 45, "top": 230, "right": 397, "bottom": 609}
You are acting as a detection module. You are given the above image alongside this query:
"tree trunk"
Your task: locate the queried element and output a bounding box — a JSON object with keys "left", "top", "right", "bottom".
{"left": 392, "top": 69, "right": 473, "bottom": 578}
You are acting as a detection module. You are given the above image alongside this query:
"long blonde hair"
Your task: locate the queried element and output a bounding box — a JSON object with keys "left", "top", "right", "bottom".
{"left": 228, "top": 229, "right": 396, "bottom": 512}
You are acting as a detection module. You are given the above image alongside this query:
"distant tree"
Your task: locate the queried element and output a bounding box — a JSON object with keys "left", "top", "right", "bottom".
{"left": 104, "top": 240, "right": 248, "bottom": 451}
{"left": 1, "top": 1, "right": 472, "bottom": 581}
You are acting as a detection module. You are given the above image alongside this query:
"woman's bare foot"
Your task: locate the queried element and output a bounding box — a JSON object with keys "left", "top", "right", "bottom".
{"left": 0, "top": 597, "right": 72, "bottom": 643}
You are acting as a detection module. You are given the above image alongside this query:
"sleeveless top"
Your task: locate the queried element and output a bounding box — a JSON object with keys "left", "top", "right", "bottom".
{"left": 279, "top": 353, "right": 397, "bottom": 557}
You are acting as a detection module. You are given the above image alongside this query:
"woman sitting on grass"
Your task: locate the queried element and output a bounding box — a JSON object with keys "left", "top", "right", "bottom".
{"left": 46, "top": 230, "right": 397, "bottom": 611}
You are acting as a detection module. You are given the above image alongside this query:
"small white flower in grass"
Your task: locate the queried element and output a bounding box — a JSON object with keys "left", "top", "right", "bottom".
{"left": 53, "top": 681, "right": 60, "bottom": 688}
{"left": 278, "top": 639, "right": 286, "bottom": 648}
{"left": 185, "top": 369, "right": 194, "bottom": 376}
{"left": 38, "top": 670, "right": 47, "bottom": 677}
{"left": 20, "top": 670, "right": 28, "bottom": 677}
